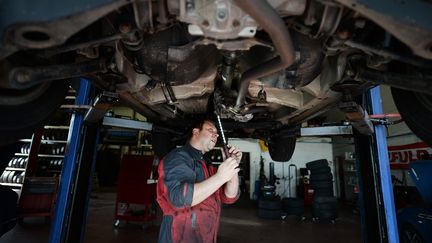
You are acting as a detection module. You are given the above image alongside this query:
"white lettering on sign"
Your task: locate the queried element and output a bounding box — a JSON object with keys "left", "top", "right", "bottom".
{"left": 388, "top": 142, "right": 432, "bottom": 164}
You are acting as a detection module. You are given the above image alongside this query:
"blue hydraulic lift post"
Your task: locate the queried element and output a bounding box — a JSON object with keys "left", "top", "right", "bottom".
{"left": 49, "top": 79, "right": 92, "bottom": 243}
{"left": 369, "top": 86, "right": 399, "bottom": 243}
{"left": 77, "top": 128, "right": 100, "bottom": 243}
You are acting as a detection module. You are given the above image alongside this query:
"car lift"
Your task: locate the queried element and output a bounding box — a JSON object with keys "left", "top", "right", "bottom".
{"left": 49, "top": 79, "right": 100, "bottom": 243}
{"left": 47, "top": 80, "right": 399, "bottom": 243}
{"left": 355, "top": 86, "right": 399, "bottom": 243}
{"left": 297, "top": 86, "right": 399, "bottom": 243}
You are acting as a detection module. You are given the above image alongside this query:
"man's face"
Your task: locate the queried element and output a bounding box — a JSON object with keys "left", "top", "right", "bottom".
{"left": 196, "top": 121, "right": 219, "bottom": 153}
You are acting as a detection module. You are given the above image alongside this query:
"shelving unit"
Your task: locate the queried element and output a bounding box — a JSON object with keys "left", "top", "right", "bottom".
{"left": 0, "top": 136, "right": 38, "bottom": 196}
{"left": 343, "top": 158, "right": 358, "bottom": 202}
{"left": 6, "top": 88, "right": 76, "bottom": 221}
{"left": 33, "top": 125, "right": 70, "bottom": 178}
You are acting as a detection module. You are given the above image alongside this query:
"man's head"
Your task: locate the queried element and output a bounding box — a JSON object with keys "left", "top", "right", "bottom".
{"left": 189, "top": 119, "right": 219, "bottom": 153}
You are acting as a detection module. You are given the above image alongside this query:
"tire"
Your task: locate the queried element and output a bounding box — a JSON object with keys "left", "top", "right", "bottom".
{"left": 0, "top": 81, "right": 69, "bottom": 146}
{"left": 310, "top": 181, "right": 333, "bottom": 189}
{"left": 313, "top": 196, "right": 337, "bottom": 204}
{"left": 400, "top": 224, "right": 426, "bottom": 243}
{"left": 391, "top": 88, "right": 432, "bottom": 147}
{"left": 310, "top": 173, "right": 333, "bottom": 181}
{"left": 309, "top": 166, "right": 331, "bottom": 174}
{"left": 268, "top": 136, "right": 296, "bottom": 162}
{"left": 282, "top": 198, "right": 304, "bottom": 209}
{"left": 258, "top": 199, "right": 282, "bottom": 210}
{"left": 313, "top": 189, "right": 334, "bottom": 197}
{"left": 312, "top": 209, "right": 337, "bottom": 220}
{"left": 306, "top": 159, "right": 328, "bottom": 170}
{"left": 312, "top": 202, "right": 337, "bottom": 211}
{"left": 257, "top": 208, "right": 282, "bottom": 219}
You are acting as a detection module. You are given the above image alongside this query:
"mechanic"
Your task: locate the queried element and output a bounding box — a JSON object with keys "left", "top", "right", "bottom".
{"left": 156, "top": 119, "right": 241, "bottom": 243}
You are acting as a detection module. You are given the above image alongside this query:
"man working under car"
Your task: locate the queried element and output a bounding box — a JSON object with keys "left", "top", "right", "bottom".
{"left": 156, "top": 119, "right": 242, "bottom": 243}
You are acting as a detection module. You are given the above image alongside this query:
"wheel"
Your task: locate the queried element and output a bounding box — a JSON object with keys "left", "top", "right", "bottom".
{"left": 258, "top": 199, "right": 282, "bottom": 210}
{"left": 391, "top": 88, "right": 432, "bottom": 147}
{"left": 310, "top": 181, "right": 333, "bottom": 189}
{"left": 268, "top": 136, "right": 296, "bottom": 162}
{"left": 306, "top": 159, "right": 328, "bottom": 170}
{"left": 312, "top": 209, "right": 337, "bottom": 220}
{"left": 313, "top": 196, "right": 337, "bottom": 204}
{"left": 309, "top": 166, "right": 331, "bottom": 174}
{"left": 313, "top": 188, "right": 334, "bottom": 197}
{"left": 310, "top": 173, "right": 333, "bottom": 181}
{"left": 0, "top": 81, "right": 69, "bottom": 146}
{"left": 400, "top": 224, "right": 425, "bottom": 243}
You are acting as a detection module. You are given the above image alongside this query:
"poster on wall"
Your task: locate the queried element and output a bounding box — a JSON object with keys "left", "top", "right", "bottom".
{"left": 388, "top": 142, "right": 432, "bottom": 169}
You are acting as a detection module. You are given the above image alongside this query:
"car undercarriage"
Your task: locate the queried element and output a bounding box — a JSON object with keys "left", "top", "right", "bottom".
{"left": 1, "top": 0, "right": 432, "bottom": 161}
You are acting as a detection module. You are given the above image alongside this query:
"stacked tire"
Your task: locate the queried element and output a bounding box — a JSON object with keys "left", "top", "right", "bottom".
{"left": 0, "top": 171, "right": 25, "bottom": 184}
{"left": 257, "top": 199, "right": 282, "bottom": 220}
{"left": 312, "top": 196, "right": 337, "bottom": 223}
{"left": 7, "top": 157, "right": 28, "bottom": 169}
{"left": 306, "top": 159, "right": 337, "bottom": 222}
{"left": 282, "top": 197, "right": 304, "bottom": 219}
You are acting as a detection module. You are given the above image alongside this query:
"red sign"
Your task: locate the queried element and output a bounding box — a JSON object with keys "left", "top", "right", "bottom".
{"left": 388, "top": 142, "right": 432, "bottom": 169}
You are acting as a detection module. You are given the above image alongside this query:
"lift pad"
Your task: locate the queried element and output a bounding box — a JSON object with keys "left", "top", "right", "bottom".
{"left": 102, "top": 117, "right": 153, "bottom": 131}
{"left": 300, "top": 125, "right": 352, "bottom": 136}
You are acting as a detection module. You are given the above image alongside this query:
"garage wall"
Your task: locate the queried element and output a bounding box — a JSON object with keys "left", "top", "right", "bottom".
{"left": 273, "top": 138, "right": 334, "bottom": 198}
{"left": 229, "top": 138, "right": 334, "bottom": 199}
{"left": 227, "top": 138, "right": 262, "bottom": 199}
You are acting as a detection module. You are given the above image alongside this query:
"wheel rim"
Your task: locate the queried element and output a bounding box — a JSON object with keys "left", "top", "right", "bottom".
{"left": 403, "top": 228, "right": 422, "bottom": 243}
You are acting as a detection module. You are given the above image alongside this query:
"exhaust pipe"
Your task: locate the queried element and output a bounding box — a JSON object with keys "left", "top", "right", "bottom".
{"left": 234, "top": 0, "right": 295, "bottom": 109}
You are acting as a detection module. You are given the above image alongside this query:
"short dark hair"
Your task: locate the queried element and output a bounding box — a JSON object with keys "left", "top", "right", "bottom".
{"left": 187, "top": 118, "right": 215, "bottom": 140}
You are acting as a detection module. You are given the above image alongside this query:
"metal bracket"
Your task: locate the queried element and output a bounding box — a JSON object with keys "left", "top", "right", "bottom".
{"left": 84, "top": 91, "right": 119, "bottom": 123}
{"left": 339, "top": 101, "right": 374, "bottom": 135}
{"left": 300, "top": 125, "right": 353, "bottom": 136}
{"left": 60, "top": 104, "right": 92, "bottom": 113}
{"left": 161, "top": 82, "right": 178, "bottom": 105}
{"left": 102, "top": 116, "right": 153, "bottom": 131}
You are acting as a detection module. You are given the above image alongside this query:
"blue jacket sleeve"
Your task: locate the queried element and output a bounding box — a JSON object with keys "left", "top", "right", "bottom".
{"left": 162, "top": 150, "right": 195, "bottom": 208}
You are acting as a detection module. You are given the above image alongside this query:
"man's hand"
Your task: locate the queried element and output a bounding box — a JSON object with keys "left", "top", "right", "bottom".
{"left": 228, "top": 146, "right": 242, "bottom": 163}
{"left": 216, "top": 157, "right": 240, "bottom": 183}
{"left": 221, "top": 145, "right": 242, "bottom": 164}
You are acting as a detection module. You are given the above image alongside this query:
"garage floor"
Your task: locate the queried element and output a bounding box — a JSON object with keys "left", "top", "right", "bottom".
{"left": 1, "top": 191, "right": 361, "bottom": 243}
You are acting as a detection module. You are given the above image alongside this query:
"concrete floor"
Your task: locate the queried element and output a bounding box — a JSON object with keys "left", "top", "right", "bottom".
{"left": 1, "top": 192, "right": 361, "bottom": 243}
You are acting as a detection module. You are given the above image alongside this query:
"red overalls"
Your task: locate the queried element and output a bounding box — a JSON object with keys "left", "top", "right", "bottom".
{"left": 157, "top": 158, "right": 237, "bottom": 243}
